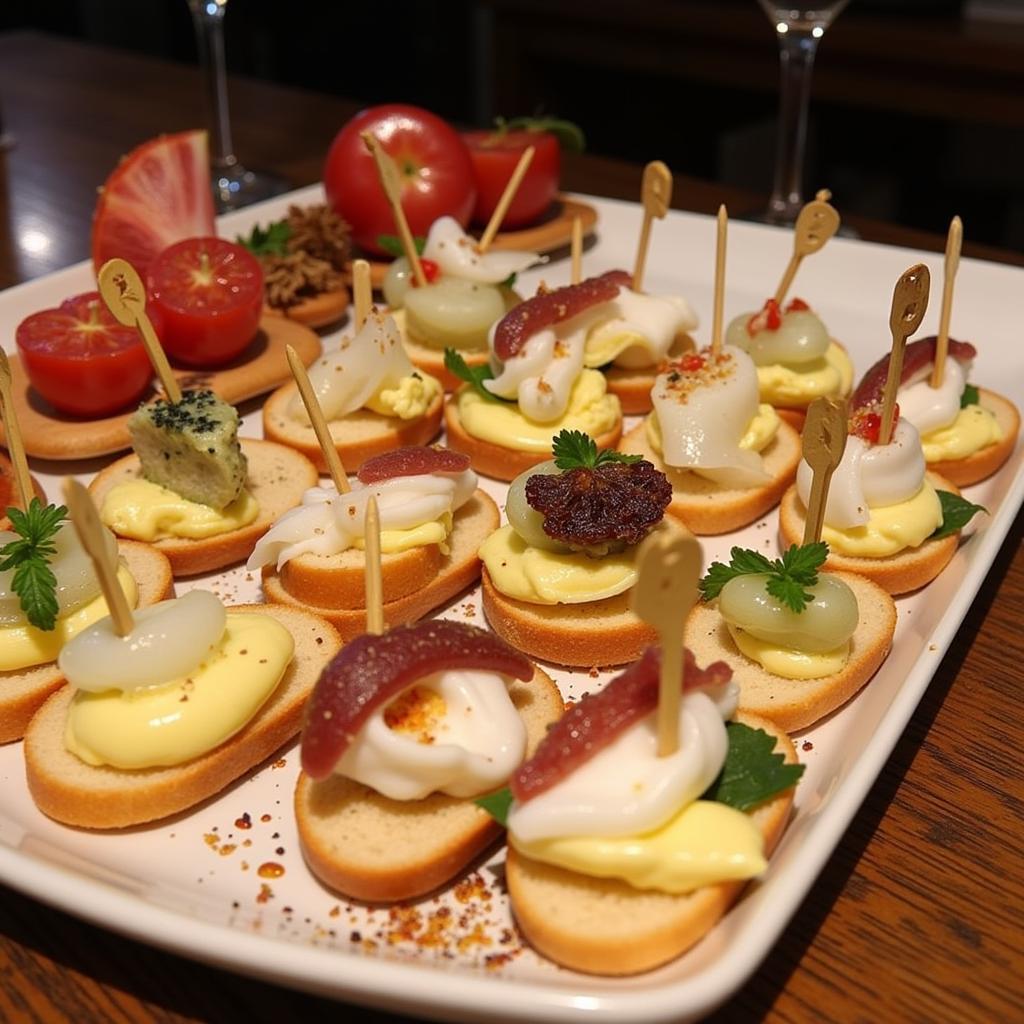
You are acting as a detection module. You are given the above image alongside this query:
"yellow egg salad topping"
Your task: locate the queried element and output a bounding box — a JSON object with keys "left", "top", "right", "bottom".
{"left": 364, "top": 371, "right": 442, "bottom": 420}
{"left": 646, "top": 402, "right": 781, "bottom": 460}
{"left": 456, "top": 369, "right": 621, "bottom": 453}
{"left": 65, "top": 613, "right": 293, "bottom": 768}
{"left": 100, "top": 480, "right": 258, "bottom": 542}
{"left": 353, "top": 513, "right": 454, "bottom": 556}
{"left": 820, "top": 481, "right": 943, "bottom": 557}
{"left": 757, "top": 342, "right": 854, "bottom": 408}
{"left": 727, "top": 625, "right": 850, "bottom": 679}
{"left": 921, "top": 405, "right": 1003, "bottom": 462}
{"left": 0, "top": 566, "right": 139, "bottom": 673}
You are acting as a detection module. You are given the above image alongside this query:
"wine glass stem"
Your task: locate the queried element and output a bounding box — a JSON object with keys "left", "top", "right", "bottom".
{"left": 768, "top": 28, "right": 819, "bottom": 223}
{"left": 190, "top": 9, "right": 235, "bottom": 171}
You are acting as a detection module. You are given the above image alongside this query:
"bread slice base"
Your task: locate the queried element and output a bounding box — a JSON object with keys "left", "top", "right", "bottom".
{"left": 505, "top": 713, "right": 797, "bottom": 976}
{"left": 481, "top": 568, "right": 656, "bottom": 668}
{"left": 0, "top": 541, "right": 175, "bottom": 745}
{"left": 262, "top": 491, "right": 500, "bottom": 640}
{"left": 620, "top": 418, "right": 801, "bottom": 534}
{"left": 88, "top": 439, "right": 319, "bottom": 577}
{"left": 684, "top": 572, "right": 897, "bottom": 732}
{"left": 927, "top": 388, "right": 1020, "bottom": 487}
{"left": 262, "top": 382, "right": 443, "bottom": 474}
{"left": 602, "top": 333, "right": 696, "bottom": 415}
{"left": 24, "top": 603, "right": 342, "bottom": 830}
{"left": 262, "top": 284, "right": 350, "bottom": 330}
{"left": 778, "top": 475, "right": 960, "bottom": 595}
{"left": 295, "top": 666, "right": 565, "bottom": 903}
{"left": 444, "top": 398, "right": 623, "bottom": 482}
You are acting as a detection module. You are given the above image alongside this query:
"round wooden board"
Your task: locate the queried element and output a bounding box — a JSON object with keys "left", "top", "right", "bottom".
{"left": 0, "top": 316, "right": 322, "bottom": 461}
{"left": 360, "top": 195, "right": 599, "bottom": 288}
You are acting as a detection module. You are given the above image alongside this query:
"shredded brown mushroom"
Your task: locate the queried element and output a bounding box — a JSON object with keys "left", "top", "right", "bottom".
{"left": 285, "top": 203, "right": 351, "bottom": 270}
{"left": 262, "top": 252, "right": 344, "bottom": 309}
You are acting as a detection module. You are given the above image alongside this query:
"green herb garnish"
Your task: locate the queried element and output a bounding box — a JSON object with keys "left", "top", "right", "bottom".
{"left": 700, "top": 542, "right": 828, "bottom": 614}
{"left": 474, "top": 787, "right": 513, "bottom": 827}
{"left": 377, "top": 234, "right": 426, "bottom": 259}
{"left": 960, "top": 383, "right": 980, "bottom": 409}
{"left": 932, "top": 490, "right": 987, "bottom": 539}
{"left": 500, "top": 272, "right": 518, "bottom": 289}
{"left": 236, "top": 220, "right": 290, "bottom": 257}
{"left": 443, "top": 349, "right": 512, "bottom": 404}
{"left": 495, "top": 115, "right": 586, "bottom": 154}
{"left": 551, "top": 429, "right": 643, "bottom": 471}
{"left": 0, "top": 499, "right": 69, "bottom": 631}
{"left": 702, "top": 722, "right": 804, "bottom": 811}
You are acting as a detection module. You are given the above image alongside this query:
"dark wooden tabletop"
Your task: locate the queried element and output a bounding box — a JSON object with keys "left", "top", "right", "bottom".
{"left": 1, "top": 30, "right": 1022, "bottom": 1024}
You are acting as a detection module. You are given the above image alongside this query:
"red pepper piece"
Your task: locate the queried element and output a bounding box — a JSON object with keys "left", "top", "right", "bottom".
{"left": 746, "top": 297, "right": 782, "bottom": 335}
{"left": 785, "top": 297, "right": 810, "bottom": 312}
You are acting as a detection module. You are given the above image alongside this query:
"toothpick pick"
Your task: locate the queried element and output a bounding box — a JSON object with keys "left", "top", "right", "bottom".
{"left": 880, "top": 264, "right": 930, "bottom": 445}
{"left": 0, "top": 350, "right": 35, "bottom": 511}
{"left": 352, "top": 258, "right": 372, "bottom": 331}
{"left": 773, "top": 193, "right": 841, "bottom": 306}
{"left": 570, "top": 215, "right": 583, "bottom": 285}
{"left": 632, "top": 160, "right": 672, "bottom": 293}
{"left": 361, "top": 131, "right": 427, "bottom": 288}
{"left": 62, "top": 478, "right": 134, "bottom": 637}
{"left": 97, "top": 258, "right": 182, "bottom": 405}
{"left": 285, "top": 344, "right": 350, "bottom": 494}
{"left": 710, "top": 204, "right": 728, "bottom": 357}
{"left": 477, "top": 145, "right": 535, "bottom": 254}
{"left": 630, "top": 527, "right": 702, "bottom": 757}
{"left": 363, "top": 495, "right": 384, "bottom": 636}
{"left": 801, "top": 397, "right": 848, "bottom": 546}
{"left": 930, "top": 215, "right": 962, "bottom": 389}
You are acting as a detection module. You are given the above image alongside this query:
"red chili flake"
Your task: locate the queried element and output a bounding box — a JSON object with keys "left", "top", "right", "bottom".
{"left": 849, "top": 402, "right": 899, "bottom": 444}
{"left": 747, "top": 297, "right": 782, "bottom": 335}
{"left": 785, "top": 297, "right": 810, "bottom": 312}
{"left": 681, "top": 353, "right": 705, "bottom": 372}
{"left": 416, "top": 258, "right": 440, "bottom": 284}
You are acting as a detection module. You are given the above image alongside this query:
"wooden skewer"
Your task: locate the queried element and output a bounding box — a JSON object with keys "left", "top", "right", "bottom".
{"left": 773, "top": 193, "right": 841, "bottom": 306}
{"left": 630, "top": 526, "right": 702, "bottom": 757}
{"left": 880, "top": 264, "right": 930, "bottom": 446}
{"left": 0, "top": 350, "right": 35, "bottom": 511}
{"left": 363, "top": 495, "right": 384, "bottom": 636}
{"left": 352, "top": 258, "right": 372, "bottom": 331}
{"left": 62, "top": 478, "right": 135, "bottom": 637}
{"left": 801, "top": 397, "right": 848, "bottom": 546}
{"left": 710, "top": 204, "right": 728, "bottom": 357}
{"left": 361, "top": 131, "right": 428, "bottom": 288}
{"left": 931, "top": 215, "right": 963, "bottom": 389}
{"left": 97, "top": 258, "right": 182, "bottom": 404}
{"left": 477, "top": 145, "right": 535, "bottom": 254}
{"left": 285, "top": 344, "right": 350, "bottom": 494}
{"left": 570, "top": 215, "right": 583, "bottom": 285}
{"left": 632, "top": 160, "right": 672, "bottom": 293}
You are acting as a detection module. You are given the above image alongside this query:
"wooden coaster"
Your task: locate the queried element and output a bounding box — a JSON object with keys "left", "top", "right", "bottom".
{"left": 0, "top": 316, "right": 321, "bottom": 461}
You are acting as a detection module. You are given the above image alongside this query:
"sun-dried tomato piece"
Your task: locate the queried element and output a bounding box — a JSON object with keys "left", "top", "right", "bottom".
{"left": 357, "top": 446, "right": 470, "bottom": 484}
{"left": 852, "top": 335, "right": 977, "bottom": 409}
{"left": 510, "top": 646, "right": 733, "bottom": 802}
{"left": 785, "top": 297, "right": 810, "bottom": 312}
{"left": 492, "top": 269, "right": 632, "bottom": 360}
{"left": 525, "top": 460, "right": 671, "bottom": 549}
{"left": 849, "top": 401, "right": 900, "bottom": 444}
{"left": 746, "top": 297, "right": 782, "bottom": 335}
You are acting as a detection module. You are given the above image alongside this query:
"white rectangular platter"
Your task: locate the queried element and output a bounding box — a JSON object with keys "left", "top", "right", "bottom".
{"left": 1, "top": 189, "right": 1022, "bottom": 1024}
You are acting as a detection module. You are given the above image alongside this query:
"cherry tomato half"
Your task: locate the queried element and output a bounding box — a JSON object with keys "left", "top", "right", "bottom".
{"left": 463, "top": 129, "right": 561, "bottom": 229}
{"left": 147, "top": 237, "right": 263, "bottom": 367}
{"left": 15, "top": 291, "right": 155, "bottom": 417}
{"left": 323, "top": 104, "right": 477, "bottom": 257}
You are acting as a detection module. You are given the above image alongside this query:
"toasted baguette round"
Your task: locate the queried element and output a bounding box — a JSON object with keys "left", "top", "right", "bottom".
{"left": 927, "top": 388, "right": 1019, "bottom": 487}
{"left": 778, "top": 474, "right": 960, "bottom": 595}
{"left": 262, "top": 381, "right": 443, "bottom": 474}
{"left": 685, "top": 572, "right": 897, "bottom": 732}
{"left": 620, "top": 417, "right": 801, "bottom": 534}
{"left": 444, "top": 398, "right": 623, "bottom": 482}
{"left": 87, "top": 439, "right": 319, "bottom": 577}
{"left": 262, "top": 285, "right": 350, "bottom": 330}
{"left": 505, "top": 713, "right": 798, "bottom": 976}
{"left": 481, "top": 568, "right": 655, "bottom": 669}
{"left": 24, "top": 603, "right": 342, "bottom": 830}
{"left": 0, "top": 541, "right": 174, "bottom": 746}
{"left": 262, "top": 491, "right": 500, "bottom": 640}
{"left": 602, "top": 333, "right": 696, "bottom": 415}
{"left": 295, "top": 665, "right": 564, "bottom": 903}
{"left": 389, "top": 306, "right": 500, "bottom": 393}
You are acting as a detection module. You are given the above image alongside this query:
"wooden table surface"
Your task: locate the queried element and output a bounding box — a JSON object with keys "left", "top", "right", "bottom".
{"left": 0, "top": 30, "right": 1021, "bottom": 1024}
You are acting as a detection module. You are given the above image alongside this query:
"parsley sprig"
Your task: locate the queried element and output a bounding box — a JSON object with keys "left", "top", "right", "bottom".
{"left": 0, "top": 499, "right": 68, "bottom": 631}
{"left": 377, "top": 234, "right": 426, "bottom": 258}
{"left": 443, "top": 349, "right": 513, "bottom": 404}
{"left": 236, "top": 221, "right": 290, "bottom": 257}
{"left": 700, "top": 542, "right": 828, "bottom": 614}
{"left": 932, "top": 490, "right": 986, "bottom": 539}
{"left": 959, "top": 383, "right": 980, "bottom": 409}
{"left": 551, "top": 429, "right": 643, "bottom": 471}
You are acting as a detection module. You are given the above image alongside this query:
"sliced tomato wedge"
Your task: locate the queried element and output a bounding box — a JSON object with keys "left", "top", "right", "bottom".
{"left": 91, "top": 130, "right": 216, "bottom": 281}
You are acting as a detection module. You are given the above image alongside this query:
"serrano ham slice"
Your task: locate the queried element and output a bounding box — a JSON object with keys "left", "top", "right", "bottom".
{"left": 357, "top": 446, "right": 471, "bottom": 484}
{"left": 492, "top": 269, "right": 633, "bottom": 361}
{"left": 301, "top": 620, "right": 533, "bottom": 780}
{"left": 852, "top": 335, "right": 977, "bottom": 409}
{"left": 510, "top": 647, "right": 732, "bottom": 803}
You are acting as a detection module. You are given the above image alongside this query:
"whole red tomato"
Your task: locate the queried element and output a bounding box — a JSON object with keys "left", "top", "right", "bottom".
{"left": 148, "top": 237, "right": 263, "bottom": 367}
{"left": 16, "top": 291, "right": 155, "bottom": 417}
{"left": 323, "top": 104, "right": 476, "bottom": 257}
{"left": 463, "top": 129, "right": 561, "bottom": 229}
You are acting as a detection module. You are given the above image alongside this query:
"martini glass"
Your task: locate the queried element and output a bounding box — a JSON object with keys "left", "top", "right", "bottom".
{"left": 757, "top": 1, "right": 851, "bottom": 226}
{"left": 187, "top": 0, "right": 290, "bottom": 211}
